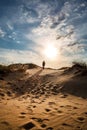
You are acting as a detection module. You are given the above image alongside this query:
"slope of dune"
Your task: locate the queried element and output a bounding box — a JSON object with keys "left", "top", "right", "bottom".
{"left": 0, "top": 63, "right": 87, "bottom": 130}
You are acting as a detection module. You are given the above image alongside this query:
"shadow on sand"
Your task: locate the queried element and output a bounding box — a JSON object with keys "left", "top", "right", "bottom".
{"left": 30, "top": 68, "right": 43, "bottom": 78}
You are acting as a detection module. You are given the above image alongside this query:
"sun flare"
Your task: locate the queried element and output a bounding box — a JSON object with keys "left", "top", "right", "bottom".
{"left": 44, "top": 45, "right": 58, "bottom": 59}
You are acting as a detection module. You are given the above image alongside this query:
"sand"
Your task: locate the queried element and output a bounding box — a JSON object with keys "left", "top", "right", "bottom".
{"left": 0, "top": 65, "right": 87, "bottom": 130}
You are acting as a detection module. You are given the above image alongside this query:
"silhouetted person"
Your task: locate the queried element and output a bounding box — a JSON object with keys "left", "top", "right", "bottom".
{"left": 42, "top": 61, "right": 45, "bottom": 69}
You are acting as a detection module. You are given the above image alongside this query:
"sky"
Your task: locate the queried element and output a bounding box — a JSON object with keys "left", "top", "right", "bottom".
{"left": 0, "top": 0, "right": 87, "bottom": 68}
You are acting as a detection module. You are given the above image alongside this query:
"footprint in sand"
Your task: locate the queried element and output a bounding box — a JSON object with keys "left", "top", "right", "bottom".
{"left": 21, "top": 122, "right": 35, "bottom": 130}
{"left": 7, "top": 91, "right": 12, "bottom": 96}
{"left": 46, "top": 127, "right": 53, "bottom": 130}
{"left": 1, "top": 121, "right": 10, "bottom": 126}
{"left": 20, "top": 112, "right": 26, "bottom": 115}
{"left": 84, "top": 112, "right": 87, "bottom": 116}
{"left": 45, "top": 108, "right": 51, "bottom": 112}
{"left": 19, "top": 112, "right": 26, "bottom": 118}
{"left": 54, "top": 107, "right": 63, "bottom": 114}
{"left": 31, "top": 117, "right": 49, "bottom": 124}
{"left": 41, "top": 123, "right": 47, "bottom": 128}
{"left": 48, "top": 102, "right": 56, "bottom": 106}
{"left": 77, "top": 116, "right": 85, "bottom": 122}
{"left": 18, "top": 115, "right": 26, "bottom": 118}
{"left": 0, "top": 92, "right": 5, "bottom": 97}
{"left": 31, "top": 117, "right": 43, "bottom": 123}
{"left": 33, "top": 105, "right": 36, "bottom": 108}
{"left": 62, "top": 123, "right": 72, "bottom": 127}
{"left": 57, "top": 110, "right": 63, "bottom": 113}
{"left": 0, "top": 121, "right": 12, "bottom": 130}
{"left": 73, "top": 106, "right": 78, "bottom": 109}
{"left": 60, "top": 105, "right": 64, "bottom": 108}
{"left": 76, "top": 126, "right": 82, "bottom": 129}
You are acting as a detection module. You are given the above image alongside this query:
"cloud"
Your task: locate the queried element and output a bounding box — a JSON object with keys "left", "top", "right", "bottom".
{"left": 7, "top": 23, "right": 13, "bottom": 30}
{"left": 56, "top": 30, "right": 74, "bottom": 40}
{"left": 0, "top": 28, "right": 5, "bottom": 37}
{"left": 80, "top": 3, "right": 86, "bottom": 7}
{"left": 16, "top": 41, "right": 20, "bottom": 44}
{"left": 0, "top": 48, "right": 42, "bottom": 65}
{"left": 19, "top": 4, "right": 39, "bottom": 24}
{"left": 67, "top": 42, "right": 78, "bottom": 47}
{"left": 61, "top": 42, "right": 87, "bottom": 56}
{"left": 8, "top": 31, "right": 17, "bottom": 41}
{"left": 56, "top": 24, "right": 75, "bottom": 42}
{"left": 0, "top": 0, "right": 87, "bottom": 68}
{"left": 50, "top": 1, "right": 71, "bottom": 29}
{"left": 22, "top": 5, "right": 38, "bottom": 18}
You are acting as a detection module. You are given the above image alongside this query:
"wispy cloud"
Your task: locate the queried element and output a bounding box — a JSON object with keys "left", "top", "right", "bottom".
{"left": 20, "top": 4, "right": 39, "bottom": 24}
{"left": 7, "top": 22, "right": 13, "bottom": 30}
{"left": 0, "top": 28, "right": 5, "bottom": 37}
{"left": 0, "top": 48, "right": 42, "bottom": 65}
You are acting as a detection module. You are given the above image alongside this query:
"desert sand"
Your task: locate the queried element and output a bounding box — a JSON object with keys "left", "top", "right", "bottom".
{"left": 0, "top": 64, "right": 87, "bottom": 130}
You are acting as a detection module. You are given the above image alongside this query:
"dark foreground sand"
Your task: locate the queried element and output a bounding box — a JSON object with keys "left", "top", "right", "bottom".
{"left": 0, "top": 65, "right": 87, "bottom": 130}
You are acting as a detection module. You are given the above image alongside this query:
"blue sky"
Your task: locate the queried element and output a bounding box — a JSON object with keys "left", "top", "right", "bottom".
{"left": 0, "top": 0, "right": 87, "bottom": 68}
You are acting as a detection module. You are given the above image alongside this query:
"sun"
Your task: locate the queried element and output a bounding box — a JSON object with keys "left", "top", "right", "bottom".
{"left": 44, "top": 44, "right": 58, "bottom": 60}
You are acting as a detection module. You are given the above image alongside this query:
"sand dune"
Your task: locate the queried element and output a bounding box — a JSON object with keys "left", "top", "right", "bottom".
{"left": 0, "top": 63, "right": 87, "bottom": 130}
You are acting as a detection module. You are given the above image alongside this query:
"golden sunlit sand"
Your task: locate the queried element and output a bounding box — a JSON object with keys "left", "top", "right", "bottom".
{"left": 0, "top": 63, "right": 87, "bottom": 130}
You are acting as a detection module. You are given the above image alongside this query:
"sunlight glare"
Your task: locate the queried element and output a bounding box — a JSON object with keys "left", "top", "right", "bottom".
{"left": 44, "top": 44, "right": 58, "bottom": 59}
